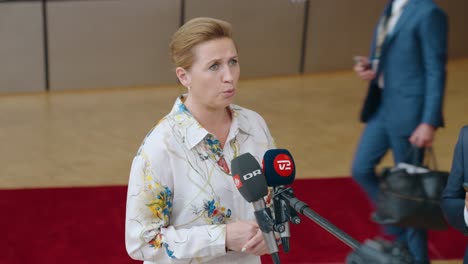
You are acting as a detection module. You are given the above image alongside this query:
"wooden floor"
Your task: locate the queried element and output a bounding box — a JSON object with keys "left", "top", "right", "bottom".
{"left": 1, "top": 57, "right": 467, "bottom": 189}
{"left": 1, "top": 59, "right": 467, "bottom": 264}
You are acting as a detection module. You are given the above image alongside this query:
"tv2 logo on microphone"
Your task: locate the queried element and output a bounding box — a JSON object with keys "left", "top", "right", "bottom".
{"left": 274, "top": 154, "right": 294, "bottom": 177}
{"left": 277, "top": 160, "right": 292, "bottom": 170}
{"left": 233, "top": 169, "right": 262, "bottom": 189}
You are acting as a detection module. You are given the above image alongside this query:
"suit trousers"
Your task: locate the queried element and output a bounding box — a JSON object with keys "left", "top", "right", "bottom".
{"left": 464, "top": 246, "right": 468, "bottom": 264}
{"left": 351, "top": 109, "right": 429, "bottom": 264}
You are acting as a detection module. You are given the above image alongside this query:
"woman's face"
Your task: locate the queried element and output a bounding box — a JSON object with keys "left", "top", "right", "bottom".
{"left": 178, "top": 37, "right": 239, "bottom": 111}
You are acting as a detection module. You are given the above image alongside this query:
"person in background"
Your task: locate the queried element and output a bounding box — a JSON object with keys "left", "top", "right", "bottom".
{"left": 125, "top": 17, "right": 275, "bottom": 264}
{"left": 351, "top": 0, "right": 448, "bottom": 263}
{"left": 441, "top": 126, "right": 468, "bottom": 263}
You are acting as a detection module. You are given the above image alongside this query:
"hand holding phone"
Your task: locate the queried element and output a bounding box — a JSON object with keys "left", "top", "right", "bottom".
{"left": 353, "top": 56, "right": 371, "bottom": 70}
{"left": 353, "top": 56, "right": 376, "bottom": 81}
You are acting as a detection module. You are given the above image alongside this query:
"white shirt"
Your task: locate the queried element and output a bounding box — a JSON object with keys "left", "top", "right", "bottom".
{"left": 464, "top": 207, "right": 468, "bottom": 226}
{"left": 125, "top": 95, "right": 275, "bottom": 264}
{"left": 387, "top": 0, "right": 409, "bottom": 34}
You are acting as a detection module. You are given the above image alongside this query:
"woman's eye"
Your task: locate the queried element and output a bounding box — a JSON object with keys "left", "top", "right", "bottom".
{"left": 229, "top": 59, "right": 238, "bottom": 66}
{"left": 209, "top": 64, "right": 219, "bottom": 71}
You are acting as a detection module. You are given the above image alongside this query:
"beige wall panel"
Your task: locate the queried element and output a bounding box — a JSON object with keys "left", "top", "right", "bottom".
{"left": 435, "top": 0, "right": 468, "bottom": 58}
{"left": 304, "top": 0, "right": 385, "bottom": 73}
{"left": 0, "top": 3, "right": 45, "bottom": 93}
{"left": 305, "top": 0, "right": 468, "bottom": 73}
{"left": 48, "top": 0, "right": 180, "bottom": 91}
{"left": 186, "top": 0, "right": 304, "bottom": 78}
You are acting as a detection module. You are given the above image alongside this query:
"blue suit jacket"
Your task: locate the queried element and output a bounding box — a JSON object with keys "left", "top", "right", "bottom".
{"left": 442, "top": 126, "right": 468, "bottom": 262}
{"left": 360, "top": 0, "right": 448, "bottom": 136}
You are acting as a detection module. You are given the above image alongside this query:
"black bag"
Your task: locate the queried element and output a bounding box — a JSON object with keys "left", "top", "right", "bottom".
{"left": 372, "top": 147, "right": 449, "bottom": 230}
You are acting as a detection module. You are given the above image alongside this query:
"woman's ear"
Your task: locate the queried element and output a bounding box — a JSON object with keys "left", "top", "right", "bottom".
{"left": 176, "top": 67, "right": 190, "bottom": 87}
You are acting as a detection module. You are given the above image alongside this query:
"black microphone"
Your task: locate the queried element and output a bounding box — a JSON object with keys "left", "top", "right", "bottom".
{"left": 263, "top": 150, "right": 412, "bottom": 263}
{"left": 263, "top": 149, "right": 361, "bottom": 251}
{"left": 263, "top": 149, "right": 296, "bottom": 186}
{"left": 231, "top": 153, "right": 280, "bottom": 264}
{"left": 262, "top": 149, "right": 296, "bottom": 252}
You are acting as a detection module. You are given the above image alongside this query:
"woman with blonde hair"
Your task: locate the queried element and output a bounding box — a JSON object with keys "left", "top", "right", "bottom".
{"left": 125, "top": 17, "right": 275, "bottom": 263}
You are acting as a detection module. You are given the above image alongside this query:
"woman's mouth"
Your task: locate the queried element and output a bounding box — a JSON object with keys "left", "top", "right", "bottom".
{"left": 223, "top": 89, "right": 235, "bottom": 97}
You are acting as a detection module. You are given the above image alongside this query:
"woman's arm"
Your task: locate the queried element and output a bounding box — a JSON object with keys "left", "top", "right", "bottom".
{"left": 125, "top": 130, "right": 228, "bottom": 262}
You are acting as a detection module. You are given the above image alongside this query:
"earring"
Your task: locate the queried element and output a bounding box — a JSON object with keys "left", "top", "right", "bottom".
{"left": 187, "top": 86, "right": 191, "bottom": 91}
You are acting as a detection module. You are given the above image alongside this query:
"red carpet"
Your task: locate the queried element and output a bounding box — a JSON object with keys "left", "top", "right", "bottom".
{"left": 1, "top": 178, "right": 466, "bottom": 264}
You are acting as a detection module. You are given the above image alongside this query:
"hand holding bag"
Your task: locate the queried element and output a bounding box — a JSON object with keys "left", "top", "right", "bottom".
{"left": 372, "top": 146, "right": 449, "bottom": 230}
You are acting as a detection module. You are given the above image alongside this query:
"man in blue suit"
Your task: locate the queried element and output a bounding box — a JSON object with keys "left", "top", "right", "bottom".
{"left": 441, "top": 126, "right": 468, "bottom": 263}
{"left": 351, "top": 0, "right": 448, "bottom": 263}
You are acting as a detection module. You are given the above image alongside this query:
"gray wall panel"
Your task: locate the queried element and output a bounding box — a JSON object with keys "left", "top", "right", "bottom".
{"left": 436, "top": 0, "right": 468, "bottom": 58}
{"left": 305, "top": 0, "right": 467, "bottom": 73}
{"left": 48, "top": 0, "right": 180, "bottom": 91}
{"left": 1, "top": 0, "right": 467, "bottom": 93}
{"left": 0, "top": 2, "right": 45, "bottom": 93}
{"left": 186, "top": 0, "right": 304, "bottom": 78}
{"left": 305, "top": 0, "right": 385, "bottom": 73}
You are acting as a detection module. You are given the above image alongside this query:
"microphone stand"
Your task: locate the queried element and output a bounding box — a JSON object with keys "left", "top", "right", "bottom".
{"left": 272, "top": 186, "right": 413, "bottom": 264}
{"left": 272, "top": 187, "right": 301, "bottom": 253}
{"left": 273, "top": 186, "right": 360, "bottom": 250}
{"left": 252, "top": 203, "right": 281, "bottom": 264}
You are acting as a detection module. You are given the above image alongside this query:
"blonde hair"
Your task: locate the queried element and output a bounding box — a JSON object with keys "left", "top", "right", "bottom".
{"left": 170, "top": 17, "right": 235, "bottom": 70}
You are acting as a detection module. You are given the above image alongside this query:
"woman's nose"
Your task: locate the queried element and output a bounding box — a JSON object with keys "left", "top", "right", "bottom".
{"left": 222, "top": 67, "right": 234, "bottom": 83}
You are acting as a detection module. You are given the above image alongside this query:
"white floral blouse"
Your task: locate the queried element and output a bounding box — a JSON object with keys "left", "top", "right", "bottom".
{"left": 125, "top": 95, "right": 275, "bottom": 264}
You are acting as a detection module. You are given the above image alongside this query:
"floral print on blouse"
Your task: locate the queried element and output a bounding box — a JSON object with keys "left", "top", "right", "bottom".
{"left": 125, "top": 95, "right": 275, "bottom": 264}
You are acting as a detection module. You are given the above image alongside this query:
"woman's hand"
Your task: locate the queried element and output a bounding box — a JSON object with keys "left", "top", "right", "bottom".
{"left": 240, "top": 228, "right": 268, "bottom": 256}
{"left": 226, "top": 220, "right": 268, "bottom": 255}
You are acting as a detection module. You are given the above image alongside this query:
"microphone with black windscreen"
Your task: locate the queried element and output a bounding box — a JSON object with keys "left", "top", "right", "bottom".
{"left": 262, "top": 149, "right": 299, "bottom": 253}
{"left": 231, "top": 153, "right": 280, "bottom": 264}
{"left": 263, "top": 149, "right": 296, "bottom": 186}
{"left": 263, "top": 148, "right": 361, "bottom": 250}
{"left": 262, "top": 149, "right": 413, "bottom": 263}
